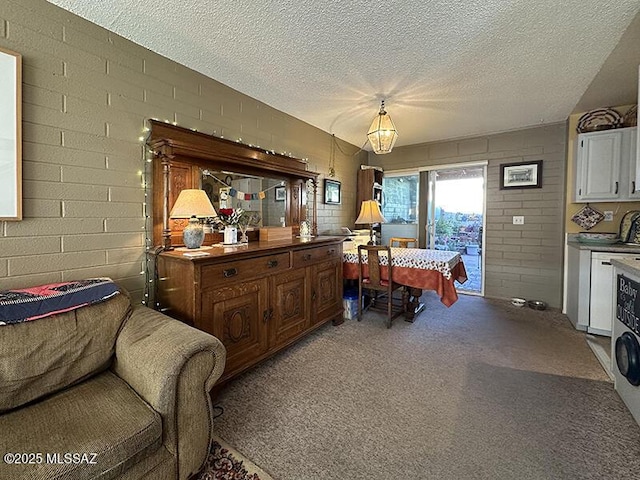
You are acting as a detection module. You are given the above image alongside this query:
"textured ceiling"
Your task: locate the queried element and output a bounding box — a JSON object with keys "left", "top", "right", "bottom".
{"left": 46, "top": 0, "right": 640, "bottom": 149}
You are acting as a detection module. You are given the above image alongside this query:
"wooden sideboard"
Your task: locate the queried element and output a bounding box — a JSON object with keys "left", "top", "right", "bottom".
{"left": 157, "top": 237, "right": 344, "bottom": 384}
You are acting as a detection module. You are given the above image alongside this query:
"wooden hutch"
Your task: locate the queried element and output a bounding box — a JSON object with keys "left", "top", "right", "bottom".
{"left": 147, "top": 121, "right": 344, "bottom": 384}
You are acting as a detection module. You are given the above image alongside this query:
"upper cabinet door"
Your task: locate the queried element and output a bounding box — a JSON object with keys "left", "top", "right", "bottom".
{"left": 576, "top": 130, "right": 622, "bottom": 202}
{"left": 628, "top": 128, "right": 640, "bottom": 199}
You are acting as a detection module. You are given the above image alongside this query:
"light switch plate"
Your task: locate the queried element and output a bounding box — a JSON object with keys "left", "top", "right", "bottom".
{"left": 513, "top": 216, "right": 525, "bottom": 225}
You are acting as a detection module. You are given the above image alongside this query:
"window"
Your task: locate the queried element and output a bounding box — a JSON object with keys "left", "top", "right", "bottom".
{"left": 382, "top": 174, "right": 419, "bottom": 224}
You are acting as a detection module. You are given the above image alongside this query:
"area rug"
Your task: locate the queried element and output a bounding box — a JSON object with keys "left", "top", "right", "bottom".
{"left": 195, "top": 436, "right": 274, "bottom": 480}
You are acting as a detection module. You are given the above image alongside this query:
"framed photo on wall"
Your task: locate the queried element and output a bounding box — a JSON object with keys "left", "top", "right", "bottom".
{"left": 324, "top": 179, "right": 341, "bottom": 204}
{"left": 500, "top": 160, "right": 543, "bottom": 189}
{"left": 274, "top": 185, "right": 286, "bottom": 201}
{"left": 0, "top": 47, "right": 22, "bottom": 220}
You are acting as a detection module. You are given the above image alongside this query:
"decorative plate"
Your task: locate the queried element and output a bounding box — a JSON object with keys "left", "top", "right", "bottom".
{"left": 576, "top": 108, "right": 623, "bottom": 133}
{"left": 623, "top": 105, "right": 637, "bottom": 127}
{"left": 571, "top": 205, "right": 604, "bottom": 230}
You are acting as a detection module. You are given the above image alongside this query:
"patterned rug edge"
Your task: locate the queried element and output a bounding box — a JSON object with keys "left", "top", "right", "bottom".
{"left": 195, "top": 435, "right": 274, "bottom": 480}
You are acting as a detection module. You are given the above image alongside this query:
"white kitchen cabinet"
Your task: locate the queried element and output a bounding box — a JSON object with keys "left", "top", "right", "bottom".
{"left": 589, "top": 251, "right": 640, "bottom": 336}
{"left": 575, "top": 127, "right": 637, "bottom": 202}
{"left": 628, "top": 130, "right": 639, "bottom": 199}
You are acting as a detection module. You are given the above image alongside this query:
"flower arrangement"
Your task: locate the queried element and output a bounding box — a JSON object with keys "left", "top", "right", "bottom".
{"left": 215, "top": 208, "right": 244, "bottom": 227}
{"left": 213, "top": 208, "right": 261, "bottom": 243}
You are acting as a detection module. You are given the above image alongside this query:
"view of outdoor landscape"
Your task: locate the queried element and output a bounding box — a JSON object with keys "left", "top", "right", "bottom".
{"left": 381, "top": 169, "right": 484, "bottom": 294}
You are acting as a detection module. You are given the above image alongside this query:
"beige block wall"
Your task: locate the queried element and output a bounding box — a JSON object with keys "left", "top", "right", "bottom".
{"left": 0, "top": 0, "right": 365, "bottom": 301}
{"left": 564, "top": 104, "right": 640, "bottom": 233}
{"left": 369, "top": 123, "right": 567, "bottom": 308}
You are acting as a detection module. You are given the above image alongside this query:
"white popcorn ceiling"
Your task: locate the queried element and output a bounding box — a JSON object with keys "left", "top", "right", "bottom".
{"left": 47, "top": 0, "right": 640, "bottom": 148}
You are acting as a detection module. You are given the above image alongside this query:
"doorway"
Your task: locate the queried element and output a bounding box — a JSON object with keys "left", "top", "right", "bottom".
{"left": 425, "top": 165, "right": 486, "bottom": 295}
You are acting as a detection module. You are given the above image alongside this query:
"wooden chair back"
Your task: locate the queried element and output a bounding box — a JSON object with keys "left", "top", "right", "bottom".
{"left": 357, "top": 245, "right": 404, "bottom": 328}
{"left": 389, "top": 237, "right": 418, "bottom": 248}
{"left": 357, "top": 245, "right": 392, "bottom": 291}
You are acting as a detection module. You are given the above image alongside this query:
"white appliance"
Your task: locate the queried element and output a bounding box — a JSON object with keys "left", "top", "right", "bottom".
{"left": 612, "top": 264, "right": 640, "bottom": 427}
{"left": 590, "top": 252, "right": 640, "bottom": 336}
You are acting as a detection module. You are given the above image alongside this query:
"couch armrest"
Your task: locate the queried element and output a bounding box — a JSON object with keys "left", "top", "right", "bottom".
{"left": 111, "top": 305, "right": 226, "bottom": 479}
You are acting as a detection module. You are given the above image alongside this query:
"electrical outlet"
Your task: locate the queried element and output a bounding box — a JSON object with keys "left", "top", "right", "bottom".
{"left": 513, "top": 216, "right": 525, "bottom": 225}
{"left": 604, "top": 211, "right": 614, "bottom": 221}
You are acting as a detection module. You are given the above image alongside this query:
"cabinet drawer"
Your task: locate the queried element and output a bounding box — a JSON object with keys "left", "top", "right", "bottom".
{"left": 201, "top": 252, "right": 290, "bottom": 284}
{"left": 292, "top": 245, "right": 340, "bottom": 267}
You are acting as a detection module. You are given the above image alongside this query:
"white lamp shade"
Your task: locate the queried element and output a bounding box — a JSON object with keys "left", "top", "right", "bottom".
{"left": 367, "top": 104, "right": 398, "bottom": 155}
{"left": 169, "top": 189, "right": 217, "bottom": 218}
{"left": 355, "top": 200, "right": 386, "bottom": 225}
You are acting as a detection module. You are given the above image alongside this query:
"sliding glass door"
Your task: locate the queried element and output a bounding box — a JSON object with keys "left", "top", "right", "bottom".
{"left": 381, "top": 165, "right": 485, "bottom": 295}
{"left": 425, "top": 165, "right": 486, "bottom": 295}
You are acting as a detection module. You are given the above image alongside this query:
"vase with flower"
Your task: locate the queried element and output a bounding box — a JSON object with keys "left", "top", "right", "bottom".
{"left": 216, "top": 208, "right": 243, "bottom": 244}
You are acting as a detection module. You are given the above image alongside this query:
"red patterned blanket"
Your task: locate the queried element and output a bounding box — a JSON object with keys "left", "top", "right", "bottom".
{"left": 0, "top": 278, "right": 120, "bottom": 325}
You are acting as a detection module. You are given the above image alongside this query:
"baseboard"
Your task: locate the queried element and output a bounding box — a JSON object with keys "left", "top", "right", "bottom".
{"left": 586, "top": 334, "right": 614, "bottom": 382}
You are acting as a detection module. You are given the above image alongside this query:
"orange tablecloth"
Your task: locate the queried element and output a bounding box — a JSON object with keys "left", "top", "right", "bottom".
{"left": 342, "top": 247, "right": 468, "bottom": 307}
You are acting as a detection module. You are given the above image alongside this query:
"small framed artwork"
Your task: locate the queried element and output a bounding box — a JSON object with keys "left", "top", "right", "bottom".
{"left": 324, "top": 179, "right": 341, "bottom": 204}
{"left": 500, "top": 160, "right": 543, "bottom": 189}
{"left": 275, "top": 185, "right": 286, "bottom": 201}
{"left": 0, "top": 47, "right": 22, "bottom": 220}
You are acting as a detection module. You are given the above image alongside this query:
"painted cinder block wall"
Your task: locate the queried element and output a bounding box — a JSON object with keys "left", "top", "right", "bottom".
{"left": 369, "top": 123, "right": 567, "bottom": 308}
{"left": 0, "top": 0, "right": 365, "bottom": 301}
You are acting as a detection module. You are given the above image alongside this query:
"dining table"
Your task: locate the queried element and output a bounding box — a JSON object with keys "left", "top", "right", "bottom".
{"left": 342, "top": 246, "right": 468, "bottom": 321}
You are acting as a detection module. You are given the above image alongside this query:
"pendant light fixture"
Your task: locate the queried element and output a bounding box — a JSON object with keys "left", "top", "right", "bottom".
{"left": 367, "top": 100, "right": 398, "bottom": 155}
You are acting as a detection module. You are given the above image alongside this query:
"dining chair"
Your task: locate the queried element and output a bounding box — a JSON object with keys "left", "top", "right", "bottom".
{"left": 389, "top": 237, "right": 418, "bottom": 248}
{"left": 357, "top": 245, "right": 405, "bottom": 328}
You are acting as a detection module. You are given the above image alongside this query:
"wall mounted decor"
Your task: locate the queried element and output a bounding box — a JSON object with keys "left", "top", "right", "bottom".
{"left": 0, "top": 47, "right": 22, "bottom": 220}
{"left": 324, "top": 179, "right": 341, "bottom": 204}
{"left": 499, "top": 160, "right": 543, "bottom": 189}
{"left": 274, "top": 185, "right": 286, "bottom": 201}
{"left": 576, "top": 107, "right": 622, "bottom": 133}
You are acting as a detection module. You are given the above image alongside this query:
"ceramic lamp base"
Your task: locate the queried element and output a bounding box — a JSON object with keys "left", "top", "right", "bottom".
{"left": 183, "top": 216, "right": 204, "bottom": 249}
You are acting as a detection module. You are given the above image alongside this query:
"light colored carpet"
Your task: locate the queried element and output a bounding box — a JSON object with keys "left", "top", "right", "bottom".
{"left": 214, "top": 295, "right": 640, "bottom": 479}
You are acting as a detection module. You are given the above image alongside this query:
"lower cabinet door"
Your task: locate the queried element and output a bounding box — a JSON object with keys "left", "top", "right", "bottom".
{"left": 589, "top": 252, "right": 640, "bottom": 336}
{"left": 200, "top": 278, "right": 269, "bottom": 378}
{"left": 589, "top": 257, "right": 614, "bottom": 335}
{"left": 311, "top": 260, "right": 342, "bottom": 325}
{"left": 270, "top": 268, "right": 309, "bottom": 348}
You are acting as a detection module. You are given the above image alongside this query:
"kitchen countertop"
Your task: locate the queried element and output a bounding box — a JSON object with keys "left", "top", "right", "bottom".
{"left": 611, "top": 258, "right": 640, "bottom": 278}
{"left": 567, "top": 241, "right": 640, "bottom": 254}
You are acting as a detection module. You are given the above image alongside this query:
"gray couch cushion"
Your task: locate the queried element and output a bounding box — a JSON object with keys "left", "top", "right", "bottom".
{"left": 0, "top": 371, "right": 162, "bottom": 480}
{"left": 0, "top": 293, "right": 131, "bottom": 412}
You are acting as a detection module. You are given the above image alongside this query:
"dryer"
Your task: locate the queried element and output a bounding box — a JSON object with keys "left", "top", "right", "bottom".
{"left": 612, "top": 267, "right": 640, "bottom": 427}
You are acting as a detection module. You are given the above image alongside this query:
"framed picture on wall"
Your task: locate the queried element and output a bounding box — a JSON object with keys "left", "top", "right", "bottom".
{"left": 275, "top": 185, "right": 286, "bottom": 201}
{"left": 324, "top": 179, "right": 341, "bottom": 204}
{"left": 500, "top": 160, "right": 543, "bottom": 189}
{"left": 0, "top": 47, "right": 22, "bottom": 220}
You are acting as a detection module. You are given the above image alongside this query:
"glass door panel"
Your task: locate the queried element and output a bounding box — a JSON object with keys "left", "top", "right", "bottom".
{"left": 426, "top": 166, "right": 485, "bottom": 295}
{"left": 381, "top": 173, "right": 419, "bottom": 247}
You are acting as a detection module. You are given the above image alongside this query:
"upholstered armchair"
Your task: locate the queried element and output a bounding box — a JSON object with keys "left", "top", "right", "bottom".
{"left": 0, "top": 283, "right": 226, "bottom": 480}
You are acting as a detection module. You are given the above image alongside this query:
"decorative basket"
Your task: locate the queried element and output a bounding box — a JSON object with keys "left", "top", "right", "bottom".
{"left": 623, "top": 105, "right": 638, "bottom": 127}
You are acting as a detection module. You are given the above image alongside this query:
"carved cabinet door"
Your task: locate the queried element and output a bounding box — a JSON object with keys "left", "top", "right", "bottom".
{"left": 270, "top": 267, "right": 309, "bottom": 349}
{"left": 310, "top": 259, "right": 342, "bottom": 325}
{"left": 200, "top": 278, "right": 269, "bottom": 378}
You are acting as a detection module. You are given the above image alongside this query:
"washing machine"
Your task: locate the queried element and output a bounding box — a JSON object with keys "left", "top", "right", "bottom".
{"left": 612, "top": 269, "right": 640, "bottom": 427}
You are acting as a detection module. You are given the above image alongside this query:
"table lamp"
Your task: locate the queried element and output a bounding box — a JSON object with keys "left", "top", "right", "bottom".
{"left": 355, "top": 200, "right": 386, "bottom": 245}
{"left": 169, "top": 189, "right": 217, "bottom": 249}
